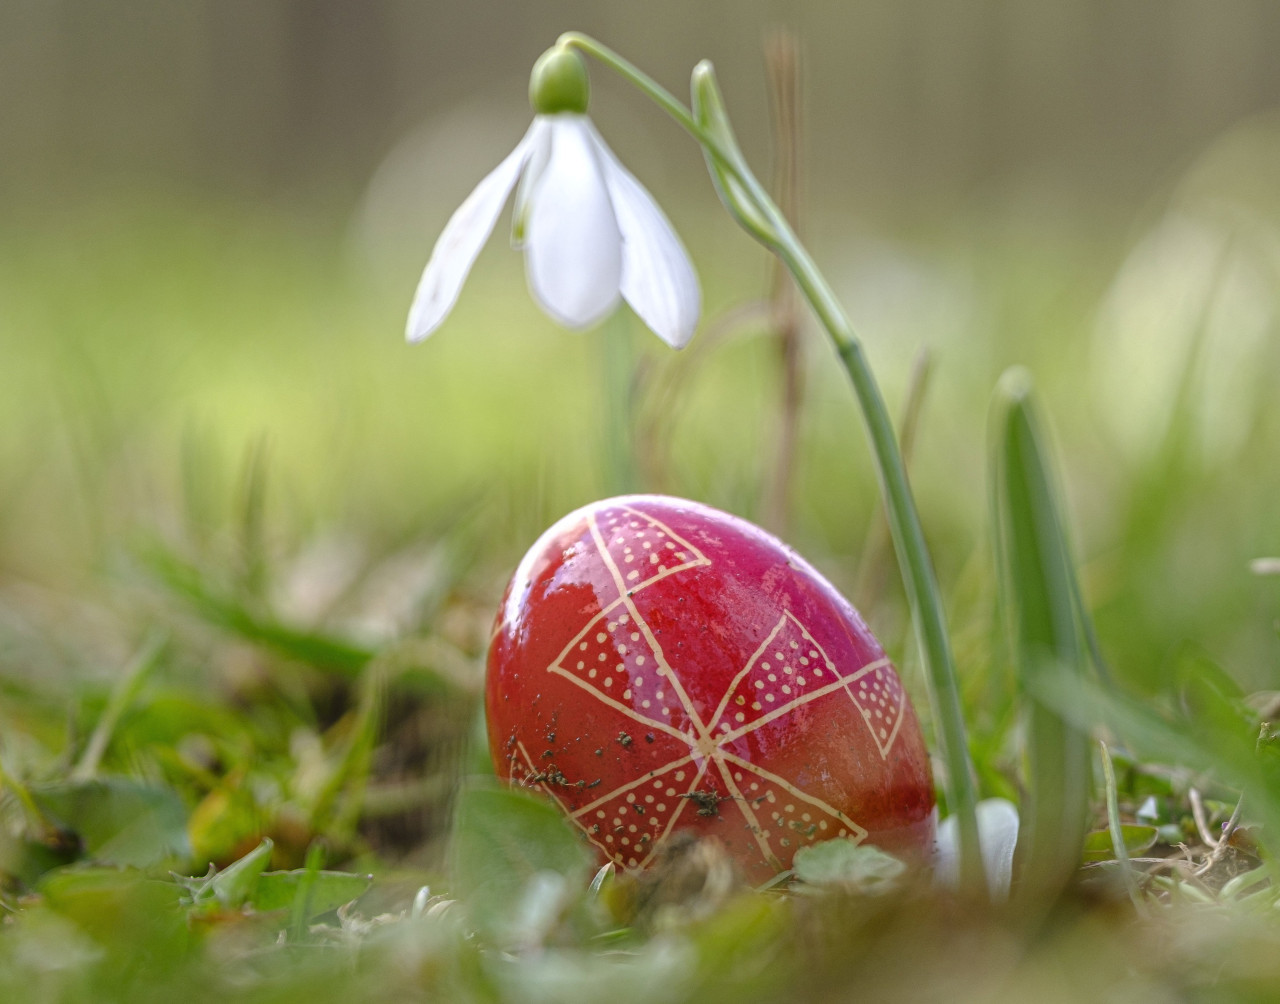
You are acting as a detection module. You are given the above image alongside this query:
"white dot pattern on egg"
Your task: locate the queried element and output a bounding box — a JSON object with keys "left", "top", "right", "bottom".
{"left": 539, "top": 507, "right": 908, "bottom": 867}
{"left": 712, "top": 612, "right": 838, "bottom": 734}
{"left": 550, "top": 607, "right": 694, "bottom": 733}
{"left": 593, "top": 505, "right": 709, "bottom": 592}
{"left": 568, "top": 758, "right": 704, "bottom": 865}
{"left": 489, "top": 497, "right": 934, "bottom": 878}
{"left": 847, "top": 665, "right": 907, "bottom": 757}
{"left": 722, "top": 756, "right": 866, "bottom": 854}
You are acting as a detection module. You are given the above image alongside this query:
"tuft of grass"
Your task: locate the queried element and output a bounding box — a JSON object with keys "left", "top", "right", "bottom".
{"left": 1, "top": 186, "right": 1279, "bottom": 1000}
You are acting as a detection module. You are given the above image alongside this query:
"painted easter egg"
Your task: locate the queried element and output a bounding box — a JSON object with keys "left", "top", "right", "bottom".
{"left": 485, "top": 495, "right": 935, "bottom": 883}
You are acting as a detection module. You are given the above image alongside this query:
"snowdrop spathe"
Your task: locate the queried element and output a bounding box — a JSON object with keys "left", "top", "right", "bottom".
{"left": 406, "top": 46, "right": 700, "bottom": 348}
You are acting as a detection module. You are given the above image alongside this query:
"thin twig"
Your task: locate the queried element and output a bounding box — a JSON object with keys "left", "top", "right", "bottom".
{"left": 633, "top": 301, "right": 771, "bottom": 489}
{"left": 762, "top": 29, "right": 804, "bottom": 535}
{"left": 1193, "top": 792, "right": 1245, "bottom": 877}
{"left": 1188, "top": 787, "right": 1219, "bottom": 850}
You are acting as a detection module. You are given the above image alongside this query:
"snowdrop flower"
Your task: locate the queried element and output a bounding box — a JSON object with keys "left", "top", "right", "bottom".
{"left": 407, "top": 45, "right": 700, "bottom": 348}
{"left": 934, "top": 797, "right": 1021, "bottom": 900}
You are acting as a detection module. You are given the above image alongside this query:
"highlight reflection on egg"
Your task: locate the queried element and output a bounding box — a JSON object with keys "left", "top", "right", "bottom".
{"left": 486, "top": 495, "right": 935, "bottom": 882}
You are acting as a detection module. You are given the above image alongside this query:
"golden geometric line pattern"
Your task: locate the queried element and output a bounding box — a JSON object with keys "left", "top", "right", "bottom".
{"left": 546, "top": 662, "right": 690, "bottom": 744}
{"left": 546, "top": 596, "right": 631, "bottom": 669}
{"left": 545, "top": 592, "right": 699, "bottom": 739}
{"left": 709, "top": 612, "right": 796, "bottom": 726}
{"left": 571, "top": 756, "right": 709, "bottom": 869}
{"left": 591, "top": 504, "right": 712, "bottom": 595}
{"left": 546, "top": 601, "right": 691, "bottom": 743}
{"left": 717, "top": 748, "right": 870, "bottom": 843}
{"left": 570, "top": 753, "right": 698, "bottom": 819}
{"left": 533, "top": 512, "right": 892, "bottom": 869}
{"left": 544, "top": 631, "right": 885, "bottom": 867}
{"left": 512, "top": 740, "right": 573, "bottom": 815}
{"left": 841, "top": 660, "right": 907, "bottom": 760}
{"left": 716, "top": 656, "right": 891, "bottom": 745}
{"left": 648, "top": 760, "right": 712, "bottom": 861}
{"left": 585, "top": 515, "right": 708, "bottom": 740}
{"left": 713, "top": 755, "right": 783, "bottom": 871}
{"left": 616, "top": 589, "right": 709, "bottom": 742}
{"left": 708, "top": 611, "right": 888, "bottom": 741}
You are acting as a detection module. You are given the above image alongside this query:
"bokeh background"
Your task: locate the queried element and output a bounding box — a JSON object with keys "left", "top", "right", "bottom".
{"left": 2, "top": 0, "right": 1279, "bottom": 742}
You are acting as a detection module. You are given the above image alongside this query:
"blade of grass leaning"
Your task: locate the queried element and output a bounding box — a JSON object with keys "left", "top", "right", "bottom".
{"left": 1099, "top": 740, "right": 1148, "bottom": 916}
{"left": 1033, "top": 671, "right": 1280, "bottom": 872}
{"left": 310, "top": 660, "right": 387, "bottom": 841}
{"left": 72, "top": 631, "right": 167, "bottom": 782}
{"left": 990, "top": 367, "right": 1091, "bottom": 905}
{"left": 236, "top": 435, "right": 271, "bottom": 600}
{"left": 288, "top": 843, "right": 326, "bottom": 942}
{"left": 145, "top": 546, "right": 374, "bottom": 676}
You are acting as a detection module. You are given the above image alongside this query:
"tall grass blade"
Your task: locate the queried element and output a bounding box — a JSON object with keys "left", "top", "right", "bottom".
{"left": 1099, "top": 740, "right": 1148, "bottom": 916}
{"left": 990, "top": 368, "right": 1091, "bottom": 905}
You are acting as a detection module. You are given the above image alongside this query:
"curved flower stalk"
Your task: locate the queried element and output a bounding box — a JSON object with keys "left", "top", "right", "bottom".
{"left": 408, "top": 34, "right": 984, "bottom": 893}
{"left": 406, "top": 47, "right": 700, "bottom": 349}
{"left": 555, "top": 32, "right": 985, "bottom": 893}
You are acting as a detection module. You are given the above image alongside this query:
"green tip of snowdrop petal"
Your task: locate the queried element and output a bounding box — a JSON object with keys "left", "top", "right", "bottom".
{"left": 530, "top": 46, "right": 590, "bottom": 115}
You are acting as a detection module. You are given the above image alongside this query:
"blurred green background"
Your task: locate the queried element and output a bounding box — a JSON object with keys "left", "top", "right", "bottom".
{"left": 1, "top": 0, "right": 1279, "bottom": 750}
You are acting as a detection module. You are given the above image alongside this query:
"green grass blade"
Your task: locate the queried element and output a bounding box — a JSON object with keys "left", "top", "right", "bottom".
{"left": 72, "top": 631, "right": 167, "bottom": 782}
{"left": 1032, "top": 671, "right": 1280, "bottom": 870}
{"left": 144, "top": 546, "right": 375, "bottom": 677}
{"left": 1098, "top": 740, "right": 1148, "bottom": 916}
{"left": 990, "top": 368, "right": 1091, "bottom": 904}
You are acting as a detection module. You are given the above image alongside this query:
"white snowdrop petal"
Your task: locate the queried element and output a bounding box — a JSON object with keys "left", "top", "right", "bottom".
{"left": 510, "top": 124, "right": 553, "bottom": 249}
{"left": 525, "top": 116, "right": 622, "bottom": 329}
{"left": 973, "top": 798, "right": 1020, "bottom": 901}
{"left": 405, "top": 121, "right": 544, "bottom": 343}
{"left": 587, "top": 121, "right": 700, "bottom": 348}
{"left": 931, "top": 799, "right": 1018, "bottom": 901}
{"left": 934, "top": 797, "right": 1020, "bottom": 901}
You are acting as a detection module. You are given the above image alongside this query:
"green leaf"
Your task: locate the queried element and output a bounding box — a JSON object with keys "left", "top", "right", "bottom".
{"left": 71, "top": 631, "right": 166, "bottom": 782}
{"left": 251, "top": 868, "right": 372, "bottom": 917}
{"left": 1172, "top": 645, "right": 1251, "bottom": 737}
{"left": 450, "top": 785, "right": 592, "bottom": 938}
{"left": 1081, "top": 825, "right": 1159, "bottom": 862}
{"left": 32, "top": 778, "right": 191, "bottom": 868}
{"left": 690, "top": 61, "right": 779, "bottom": 248}
{"left": 989, "top": 368, "right": 1092, "bottom": 903}
{"left": 209, "top": 837, "right": 274, "bottom": 906}
{"left": 791, "top": 839, "right": 906, "bottom": 894}
{"left": 39, "top": 868, "right": 191, "bottom": 969}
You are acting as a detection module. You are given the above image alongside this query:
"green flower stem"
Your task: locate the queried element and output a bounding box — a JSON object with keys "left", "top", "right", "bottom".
{"left": 560, "top": 32, "right": 983, "bottom": 891}
{"left": 558, "top": 33, "right": 702, "bottom": 137}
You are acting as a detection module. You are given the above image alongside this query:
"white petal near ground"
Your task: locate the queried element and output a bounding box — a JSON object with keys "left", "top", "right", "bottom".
{"left": 934, "top": 797, "right": 1021, "bottom": 900}
{"left": 524, "top": 116, "right": 623, "bottom": 328}
{"left": 405, "top": 122, "right": 542, "bottom": 343}
{"left": 587, "top": 121, "right": 701, "bottom": 348}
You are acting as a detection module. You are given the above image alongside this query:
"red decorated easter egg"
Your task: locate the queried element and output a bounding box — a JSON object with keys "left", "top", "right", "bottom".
{"left": 486, "top": 495, "right": 935, "bottom": 882}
